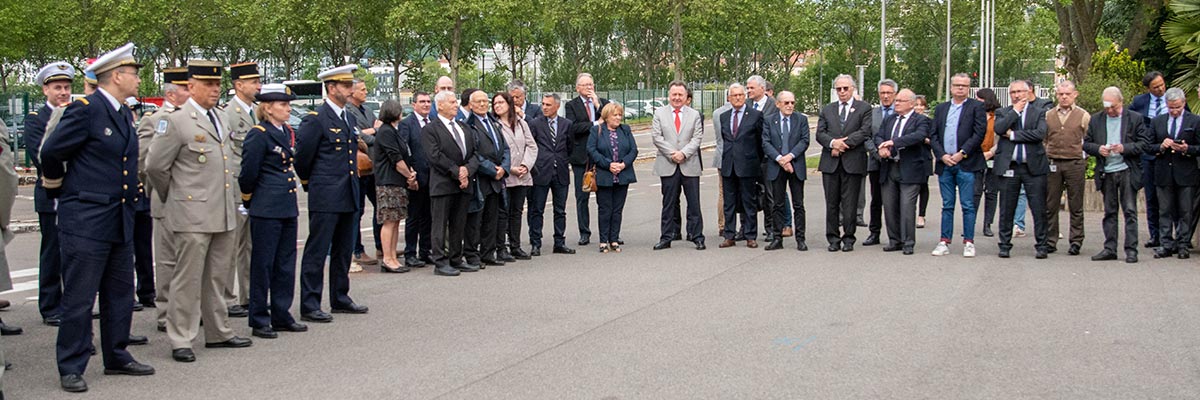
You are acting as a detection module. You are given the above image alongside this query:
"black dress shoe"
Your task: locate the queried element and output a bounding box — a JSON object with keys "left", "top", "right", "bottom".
{"left": 999, "top": 248, "right": 1011, "bottom": 258}
{"left": 274, "top": 322, "right": 308, "bottom": 332}
{"left": 764, "top": 239, "right": 783, "bottom": 250}
{"left": 511, "top": 248, "right": 531, "bottom": 260}
{"left": 733, "top": 233, "right": 746, "bottom": 241}
{"left": 498, "top": 251, "right": 517, "bottom": 263}
{"left": 1154, "top": 249, "right": 1175, "bottom": 259}
{"left": 381, "top": 263, "right": 412, "bottom": 273}
{"left": 983, "top": 224, "right": 994, "bottom": 237}
{"left": 672, "top": 232, "right": 683, "bottom": 241}
{"left": 44, "top": 316, "right": 62, "bottom": 326}
{"left": 862, "top": 234, "right": 880, "bottom": 246}
{"left": 157, "top": 324, "right": 166, "bottom": 333}
{"left": 529, "top": 248, "right": 541, "bottom": 257}
{"left": 796, "top": 242, "right": 808, "bottom": 251}
{"left": 856, "top": 218, "right": 867, "bottom": 227}
{"left": 1091, "top": 251, "right": 1117, "bottom": 261}
{"left": 252, "top": 328, "right": 278, "bottom": 339}
{"left": 553, "top": 246, "right": 576, "bottom": 254}
{"left": 140, "top": 300, "right": 157, "bottom": 308}
{"left": 841, "top": 243, "right": 854, "bottom": 252}
{"left": 172, "top": 348, "right": 196, "bottom": 363}
{"left": 103, "top": 361, "right": 154, "bottom": 376}
{"left": 695, "top": 240, "right": 707, "bottom": 250}
{"left": 128, "top": 335, "right": 148, "bottom": 346}
{"left": 617, "top": 239, "right": 625, "bottom": 245}
{"left": 205, "top": 336, "right": 253, "bottom": 348}
{"left": 435, "top": 266, "right": 461, "bottom": 276}
{"left": 827, "top": 242, "right": 842, "bottom": 252}
{"left": 903, "top": 247, "right": 914, "bottom": 255}
{"left": 404, "top": 256, "right": 427, "bottom": 268}
{"left": 1179, "top": 252, "right": 1190, "bottom": 260}
{"left": 301, "top": 311, "right": 334, "bottom": 323}
{"left": 131, "top": 302, "right": 144, "bottom": 312}
{"left": 1046, "top": 246, "right": 1058, "bottom": 254}
{"left": 1068, "top": 243, "right": 1081, "bottom": 256}
{"left": 331, "top": 303, "right": 369, "bottom": 314}
{"left": 0, "top": 321, "right": 22, "bottom": 336}
{"left": 61, "top": 374, "right": 88, "bottom": 392}
{"left": 1126, "top": 254, "right": 1138, "bottom": 263}
{"left": 1035, "top": 249, "right": 1048, "bottom": 259}
{"left": 455, "top": 264, "right": 480, "bottom": 273}
{"left": 882, "top": 245, "right": 902, "bottom": 252}
{"left": 1145, "top": 239, "right": 1160, "bottom": 249}
{"left": 481, "top": 258, "right": 505, "bottom": 266}
{"left": 227, "top": 304, "right": 248, "bottom": 318}
{"left": 578, "top": 237, "right": 590, "bottom": 246}
{"left": 653, "top": 241, "right": 671, "bottom": 250}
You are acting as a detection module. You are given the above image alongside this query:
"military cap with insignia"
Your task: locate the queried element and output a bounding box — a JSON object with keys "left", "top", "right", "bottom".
{"left": 84, "top": 42, "right": 143, "bottom": 76}
{"left": 187, "top": 60, "right": 223, "bottom": 80}
{"left": 36, "top": 62, "right": 76, "bottom": 86}
{"left": 163, "top": 67, "right": 188, "bottom": 85}
{"left": 230, "top": 62, "right": 260, "bottom": 81}
{"left": 317, "top": 64, "right": 357, "bottom": 83}
{"left": 255, "top": 83, "right": 296, "bottom": 102}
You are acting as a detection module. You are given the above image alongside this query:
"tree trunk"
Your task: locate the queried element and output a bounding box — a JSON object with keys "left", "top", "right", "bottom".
{"left": 1121, "top": 0, "right": 1162, "bottom": 57}
{"left": 672, "top": 0, "right": 684, "bottom": 81}
{"left": 450, "top": 17, "right": 463, "bottom": 84}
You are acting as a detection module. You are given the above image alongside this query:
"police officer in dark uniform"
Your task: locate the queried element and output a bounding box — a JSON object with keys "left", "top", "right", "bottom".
{"left": 40, "top": 43, "right": 156, "bottom": 393}
{"left": 239, "top": 83, "right": 309, "bottom": 339}
{"left": 295, "top": 64, "right": 369, "bottom": 323}
{"left": 25, "top": 61, "right": 74, "bottom": 327}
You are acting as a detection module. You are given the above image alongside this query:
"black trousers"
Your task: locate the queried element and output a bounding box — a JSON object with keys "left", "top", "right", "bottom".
{"left": 503, "top": 186, "right": 530, "bottom": 248}
{"left": 997, "top": 163, "right": 1049, "bottom": 251}
{"left": 528, "top": 182, "right": 569, "bottom": 248}
{"left": 660, "top": 168, "right": 704, "bottom": 242}
{"left": 56, "top": 232, "right": 135, "bottom": 376}
{"left": 722, "top": 174, "right": 759, "bottom": 240}
{"left": 248, "top": 216, "right": 298, "bottom": 329}
{"left": 133, "top": 210, "right": 154, "bottom": 304}
{"left": 571, "top": 164, "right": 593, "bottom": 240}
{"left": 299, "top": 211, "right": 356, "bottom": 314}
{"left": 973, "top": 168, "right": 1000, "bottom": 228}
{"left": 596, "top": 184, "right": 629, "bottom": 244}
{"left": 768, "top": 173, "right": 805, "bottom": 242}
{"left": 881, "top": 165, "right": 921, "bottom": 249}
{"left": 475, "top": 190, "right": 504, "bottom": 261}
{"left": 38, "top": 211, "right": 63, "bottom": 319}
{"left": 354, "top": 175, "right": 382, "bottom": 254}
{"left": 822, "top": 168, "right": 863, "bottom": 246}
{"left": 1099, "top": 170, "right": 1139, "bottom": 254}
{"left": 1142, "top": 156, "right": 1160, "bottom": 242}
{"left": 1157, "top": 184, "right": 1196, "bottom": 252}
{"left": 868, "top": 170, "right": 882, "bottom": 236}
{"left": 403, "top": 185, "right": 433, "bottom": 260}
{"left": 430, "top": 193, "right": 470, "bottom": 268}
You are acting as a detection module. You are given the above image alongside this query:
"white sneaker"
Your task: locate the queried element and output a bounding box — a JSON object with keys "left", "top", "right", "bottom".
{"left": 931, "top": 241, "right": 950, "bottom": 256}
{"left": 1014, "top": 226, "right": 1027, "bottom": 238}
{"left": 963, "top": 242, "right": 976, "bottom": 257}
{"left": 349, "top": 263, "right": 364, "bottom": 273}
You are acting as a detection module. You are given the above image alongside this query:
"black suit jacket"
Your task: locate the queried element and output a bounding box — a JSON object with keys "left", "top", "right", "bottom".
{"left": 466, "top": 113, "right": 511, "bottom": 195}
{"left": 875, "top": 112, "right": 933, "bottom": 184}
{"left": 529, "top": 115, "right": 572, "bottom": 187}
{"left": 398, "top": 113, "right": 431, "bottom": 187}
{"left": 931, "top": 98, "right": 987, "bottom": 173}
{"left": 816, "top": 99, "right": 873, "bottom": 174}
{"left": 761, "top": 112, "right": 809, "bottom": 181}
{"left": 421, "top": 117, "right": 479, "bottom": 197}
{"left": 992, "top": 103, "right": 1051, "bottom": 176}
{"left": 719, "top": 106, "right": 764, "bottom": 178}
{"left": 1149, "top": 112, "right": 1200, "bottom": 186}
{"left": 1083, "top": 109, "right": 1147, "bottom": 188}
{"left": 564, "top": 96, "right": 609, "bottom": 165}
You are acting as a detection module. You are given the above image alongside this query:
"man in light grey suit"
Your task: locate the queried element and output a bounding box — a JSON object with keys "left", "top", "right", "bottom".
{"left": 762, "top": 91, "right": 809, "bottom": 251}
{"left": 712, "top": 100, "right": 732, "bottom": 234}
{"left": 653, "top": 81, "right": 706, "bottom": 250}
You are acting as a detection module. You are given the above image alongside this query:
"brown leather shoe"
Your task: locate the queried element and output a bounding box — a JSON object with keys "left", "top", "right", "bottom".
{"left": 718, "top": 239, "right": 736, "bottom": 248}
{"left": 781, "top": 227, "right": 793, "bottom": 237}
{"left": 746, "top": 240, "right": 759, "bottom": 248}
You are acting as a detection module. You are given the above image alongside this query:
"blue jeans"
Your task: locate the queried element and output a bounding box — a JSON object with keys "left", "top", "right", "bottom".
{"left": 1014, "top": 187, "right": 1028, "bottom": 230}
{"left": 938, "top": 165, "right": 977, "bottom": 242}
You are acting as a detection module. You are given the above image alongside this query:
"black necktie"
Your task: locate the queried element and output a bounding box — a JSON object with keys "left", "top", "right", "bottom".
{"left": 839, "top": 103, "right": 848, "bottom": 122}
{"left": 782, "top": 116, "right": 790, "bottom": 145}
{"left": 1170, "top": 118, "right": 1178, "bottom": 139}
{"left": 207, "top": 110, "right": 220, "bottom": 136}
{"left": 891, "top": 115, "right": 904, "bottom": 140}
{"left": 450, "top": 122, "right": 465, "bottom": 154}
{"left": 343, "top": 111, "right": 352, "bottom": 131}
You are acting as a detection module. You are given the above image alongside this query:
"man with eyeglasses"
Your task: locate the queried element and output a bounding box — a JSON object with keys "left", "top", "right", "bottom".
{"left": 816, "top": 74, "right": 873, "bottom": 252}
{"left": 930, "top": 73, "right": 987, "bottom": 258}
{"left": 994, "top": 80, "right": 1052, "bottom": 259}
{"left": 564, "top": 73, "right": 610, "bottom": 246}
{"left": 861, "top": 79, "right": 899, "bottom": 247}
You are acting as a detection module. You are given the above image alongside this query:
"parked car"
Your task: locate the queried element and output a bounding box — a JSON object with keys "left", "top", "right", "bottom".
{"left": 624, "top": 99, "right": 664, "bottom": 118}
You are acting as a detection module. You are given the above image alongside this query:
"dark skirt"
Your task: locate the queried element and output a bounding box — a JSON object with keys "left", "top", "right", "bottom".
{"left": 376, "top": 185, "right": 409, "bottom": 222}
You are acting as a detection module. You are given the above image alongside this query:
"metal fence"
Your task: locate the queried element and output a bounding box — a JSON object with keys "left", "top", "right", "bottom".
{"left": 1, "top": 92, "right": 31, "bottom": 167}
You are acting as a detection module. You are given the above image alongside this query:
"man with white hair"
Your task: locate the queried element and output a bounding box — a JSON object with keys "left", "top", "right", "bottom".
{"left": 1150, "top": 87, "right": 1200, "bottom": 259}
{"left": 423, "top": 90, "right": 479, "bottom": 276}
{"left": 1083, "top": 87, "right": 1147, "bottom": 263}
{"left": 816, "top": 74, "right": 873, "bottom": 252}
{"left": 564, "top": 73, "right": 610, "bottom": 246}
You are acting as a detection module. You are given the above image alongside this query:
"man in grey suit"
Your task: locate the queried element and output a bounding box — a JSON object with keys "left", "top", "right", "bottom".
{"left": 712, "top": 101, "right": 732, "bottom": 234}
{"left": 861, "top": 79, "right": 898, "bottom": 246}
{"left": 762, "top": 91, "right": 809, "bottom": 251}
{"left": 508, "top": 80, "right": 541, "bottom": 123}
{"left": 816, "top": 74, "right": 873, "bottom": 252}
{"left": 652, "top": 81, "right": 706, "bottom": 251}
{"left": 875, "top": 89, "right": 932, "bottom": 255}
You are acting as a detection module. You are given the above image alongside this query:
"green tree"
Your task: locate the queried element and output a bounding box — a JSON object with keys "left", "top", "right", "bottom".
{"left": 1160, "top": 0, "right": 1200, "bottom": 109}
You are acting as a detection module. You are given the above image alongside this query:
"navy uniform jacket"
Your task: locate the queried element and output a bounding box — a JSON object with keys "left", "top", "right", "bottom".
{"left": 295, "top": 102, "right": 361, "bottom": 214}
{"left": 40, "top": 92, "right": 140, "bottom": 244}
{"left": 240, "top": 124, "right": 299, "bottom": 219}
{"left": 874, "top": 112, "right": 934, "bottom": 184}
{"left": 24, "top": 103, "right": 55, "bottom": 213}
{"left": 529, "top": 115, "right": 572, "bottom": 187}
{"left": 466, "top": 113, "right": 511, "bottom": 196}
{"left": 398, "top": 113, "right": 431, "bottom": 188}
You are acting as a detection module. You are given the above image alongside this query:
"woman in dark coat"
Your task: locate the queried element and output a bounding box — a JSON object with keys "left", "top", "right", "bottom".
{"left": 587, "top": 102, "right": 638, "bottom": 253}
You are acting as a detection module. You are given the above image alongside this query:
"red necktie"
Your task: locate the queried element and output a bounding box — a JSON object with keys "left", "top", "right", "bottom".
{"left": 673, "top": 109, "right": 681, "bottom": 133}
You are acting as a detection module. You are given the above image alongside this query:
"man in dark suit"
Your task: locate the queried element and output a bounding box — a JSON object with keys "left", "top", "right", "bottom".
{"left": 747, "top": 75, "right": 779, "bottom": 239}
{"left": 861, "top": 79, "right": 899, "bottom": 246}
{"left": 816, "top": 74, "right": 873, "bottom": 252}
{"left": 994, "top": 80, "right": 1052, "bottom": 259}
{"left": 295, "top": 65, "right": 369, "bottom": 323}
{"left": 761, "top": 91, "right": 809, "bottom": 251}
{"left": 508, "top": 80, "right": 541, "bottom": 123}
{"left": 26, "top": 61, "right": 75, "bottom": 327}
{"left": 464, "top": 90, "right": 512, "bottom": 266}
{"left": 1083, "top": 87, "right": 1147, "bottom": 263}
{"left": 424, "top": 91, "right": 480, "bottom": 276}
{"left": 930, "top": 73, "right": 987, "bottom": 258}
{"left": 528, "top": 94, "right": 576, "bottom": 256}
{"left": 1149, "top": 87, "right": 1200, "bottom": 259}
{"left": 400, "top": 92, "right": 434, "bottom": 268}
{"left": 564, "top": 73, "right": 609, "bottom": 246}
{"left": 874, "top": 89, "right": 932, "bottom": 255}
{"left": 40, "top": 43, "right": 156, "bottom": 393}
{"left": 1128, "top": 71, "right": 1169, "bottom": 248}
{"left": 717, "top": 83, "right": 765, "bottom": 248}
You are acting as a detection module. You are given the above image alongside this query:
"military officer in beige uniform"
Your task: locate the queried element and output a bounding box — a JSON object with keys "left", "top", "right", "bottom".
{"left": 137, "top": 66, "right": 189, "bottom": 332}
{"left": 222, "top": 62, "right": 261, "bottom": 318}
{"left": 146, "top": 60, "right": 252, "bottom": 363}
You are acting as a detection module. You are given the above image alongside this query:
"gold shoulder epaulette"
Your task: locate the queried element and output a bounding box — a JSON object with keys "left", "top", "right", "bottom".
{"left": 307, "top": 111, "right": 318, "bottom": 116}
{"left": 28, "top": 111, "right": 37, "bottom": 116}
{"left": 77, "top": 98, "right": 89, "bottom": 105}
{"left": 252, "top": 125, "right": 266, "bottom": 132}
